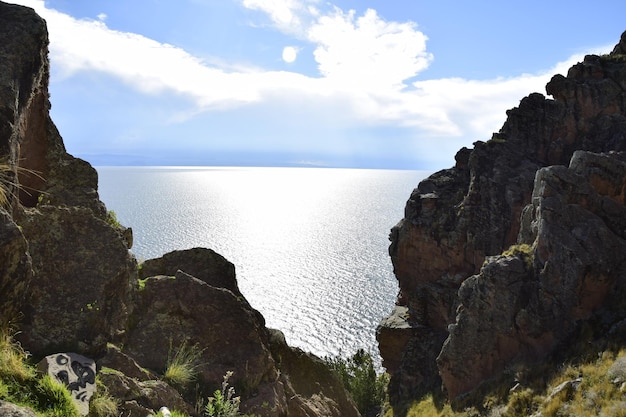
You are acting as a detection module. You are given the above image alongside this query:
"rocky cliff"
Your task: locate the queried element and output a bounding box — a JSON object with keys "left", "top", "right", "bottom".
{"left": 0, "top": 3, "right": 359, "bottom": 416}
{"left": 378, "top": 31, "right": 626, "bottom": 407}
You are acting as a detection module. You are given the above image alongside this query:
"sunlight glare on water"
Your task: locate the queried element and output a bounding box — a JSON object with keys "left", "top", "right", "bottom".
{"left": 96, "top": 166, "right": 430, "bottom": 362}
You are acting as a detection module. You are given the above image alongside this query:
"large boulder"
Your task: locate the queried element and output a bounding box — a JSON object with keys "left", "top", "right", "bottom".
{"left": 267, "top": 329, "right": 360, "bottom": 417}
{"left": 17, "top": 205, "right": 136, "bottom": 358}
{"left": 139, "top": 247, "right": 241, "bottom": 296}
{"left": 126, "top": 256, "right": 361, "bottom": 417}
{"left": 380, "top": 31, "right": 626, "bottom": 405}
{"left": 37, "top": 352, "right": 97, "bottom": 416}
{"left": 124, "top": 269, "right": 283, "bottom": 415}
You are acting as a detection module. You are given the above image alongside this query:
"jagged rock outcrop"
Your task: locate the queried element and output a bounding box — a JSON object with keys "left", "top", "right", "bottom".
{"left": 126, "top": 254, "right": 360, "bottom": 417}
{"left": 437, "top": 151, "right": 626, "bottom": 399}
{"left": 17, "top": 205, "right": 136, "bottom": 357}
{"left": 0, "top": 4, "right": 361, "bottom": 416}
{"left": 267, "top": 329, "right": 361, "bottom": 417}
{"left": 125, "top": 269, "right": 280, "bottom": 410}
{"left": 0, "top": 0, "right": 136, "bottom": 358}
{"left": 138, "top": 247, "right": 241, "bottom": 296}
{"left": 379, "top": 31, "right": 626, "bottom": 406}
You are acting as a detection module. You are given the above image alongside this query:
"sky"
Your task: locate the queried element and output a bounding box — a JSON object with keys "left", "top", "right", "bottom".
{"left": 7, "top": 0, "right": 626, "bottom": 169}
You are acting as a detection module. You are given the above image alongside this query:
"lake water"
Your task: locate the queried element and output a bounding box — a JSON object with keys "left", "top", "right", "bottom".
{"left": 96, "top": 166, "right": 429, "bottom": 363}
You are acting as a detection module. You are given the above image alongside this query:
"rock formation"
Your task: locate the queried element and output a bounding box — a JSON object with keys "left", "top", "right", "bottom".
{"left": 378, "top": 31, "right": 626, "bottom": 406}
{"left": 0, "top": 2, "right": 360, "bottom": 416}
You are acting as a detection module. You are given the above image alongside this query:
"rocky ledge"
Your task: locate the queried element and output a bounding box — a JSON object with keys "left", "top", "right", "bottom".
{"left": 378, "top": 30, "right": 626, "bottom": 407}
{"left": 0, "top": 2, "right": 359, "bottom": 416}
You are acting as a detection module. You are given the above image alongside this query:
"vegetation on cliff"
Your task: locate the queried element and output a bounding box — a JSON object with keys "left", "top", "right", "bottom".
{"left": 385, "top": 328, "right": 626, "bottom": 417}
{"left": 0, "top": 327, "right": 81, "bottom": 416}
{"left": 325, "top": 349, "right": 389, "bottom": 416}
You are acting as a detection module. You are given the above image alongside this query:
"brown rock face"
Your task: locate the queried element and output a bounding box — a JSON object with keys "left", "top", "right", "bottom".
{"left": 380, "top": 31, "right": 626, "bottom": 405}
{"left": 0, "top": 209, "right": 32, "bottom": 324}
{"left": 17, "top": 205, "right": 136, "bottom": 357}
{"left": 125, "top": 267, "right": 361, "bottom": 417}
{"left": 139, "top": 247, "right": 241, "bottom": 296}
{"left": 267, "top": 329, "right": 360, "bottom": 417}
{"left": 125, "top": 270, "right": 277, "bottom": 399}
{"left": 438, "top": 151, "right": 626, "bottom": 398}
{"left": 0, "top": 1, "right": 136, "bottom": 357}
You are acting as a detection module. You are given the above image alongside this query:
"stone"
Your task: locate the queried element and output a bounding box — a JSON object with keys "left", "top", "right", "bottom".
{"left": 17, "top": 205, "right": 136, "bottom": 358}
{"left": 546, "top": 378, "right": 582, "bottom": 402}
{"left": 37, "top": 353, "right": 96, "bottom": 416}
{"left": 98, "top": 372, "right": 192, "bottom": 417}
{"left": 0, "top": 208, "right": 32, "bottom": 325}
{"left": 267, "top": 329, "right": 360, "bottom": 417}
{"left": 380, "top": 30, "right": 626, "bottom": 405}
{"left": 0, "top": 401, "right": 37, "bottom": 417}
{"left": 124, "top": 269, "right": 280, "bottom": 414}
{"left": 376, "top": 306, "right": 413, "bottom": 374}
{"left": 139, "top": 247, "right": 241, "bottom": 296}
{"left": 98, "top": 344, "right": 157, "bottom": 382}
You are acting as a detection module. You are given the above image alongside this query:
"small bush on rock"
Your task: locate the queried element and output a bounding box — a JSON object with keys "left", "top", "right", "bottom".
{"left": 164, "top": 341, "right": 203, "bottom": 389}
{"left": 35, "top": 374, "right": 80, "bottom": 417}
{"left": 325, "top": 349, "right": 388, "bottom": 415}
{"left": 205, "top": 371, "right": 241, "bottom": 417}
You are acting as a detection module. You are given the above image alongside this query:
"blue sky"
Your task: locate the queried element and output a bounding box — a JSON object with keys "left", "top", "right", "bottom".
{"left": 9, "top": 0, "right": 626, "bottom": 169}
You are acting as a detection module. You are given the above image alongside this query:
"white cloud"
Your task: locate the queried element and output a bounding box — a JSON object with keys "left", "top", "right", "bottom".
{"left": 242, "top": 0, "right": 317, "bottom": 35}
{"left": 97, "top": 13, "right": 107, "bottom": 22}
{"left": 307, "top": 8, "right": 432, "bottom": 90}
{"left": 8, "top": 0, "right": 609, "bottom": 150}
{"left": 282, "top": 46, "right": 298, "bottom": 63}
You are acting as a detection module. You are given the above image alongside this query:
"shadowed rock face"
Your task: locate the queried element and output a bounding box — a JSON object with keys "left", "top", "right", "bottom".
{"left": 138, "top": 247, "right": 241, "bottom": 296}
{"left": 125, "top": 270, "right": 277, "bottom": 400}
{"left": 439, "top": 151, "right": 626, "bottom": 399}
{"left": 0, "top": 1, "right": 136, "bottom": 357}
{"left": 380, "top": 31, "right": 626, "bottom": 405}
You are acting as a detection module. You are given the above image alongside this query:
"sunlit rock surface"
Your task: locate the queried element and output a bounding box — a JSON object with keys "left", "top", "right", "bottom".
{"left": 380, "top": 30, "right": 626, "bottom": 405}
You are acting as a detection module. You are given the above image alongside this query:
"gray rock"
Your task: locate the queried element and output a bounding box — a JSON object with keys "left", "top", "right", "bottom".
{"left": 0, "top": 401, "right": 37, "bottom": 417}
{"left": 17, "top": 205, "right": 136, "bottom": 358}
{"left": 139, "top": 247, "right": 240, "bottom": 296}
{"left": 98, "top": 372, "right": 191, "bottom": 417}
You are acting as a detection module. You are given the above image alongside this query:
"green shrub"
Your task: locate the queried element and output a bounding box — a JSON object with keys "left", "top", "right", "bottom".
{"left": 325, "top": 349, "right": 388, "bottom": 415}
{"left": 164, "top": 341, "right": 203, "bottom": 389}
{"left": 0, "top": 329, "right": 34, "bottom": 384}
{"left": 205, "top": 371, "right": 241, "bottom": 417}
{"left": 35, "top": 374, "right": 80, "bottom": 417}
{"left": 105, "top": 210, "right": 122, "bottom": 228}
{"left": 89, "top": 377, "right": 119, "bottom": 417}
